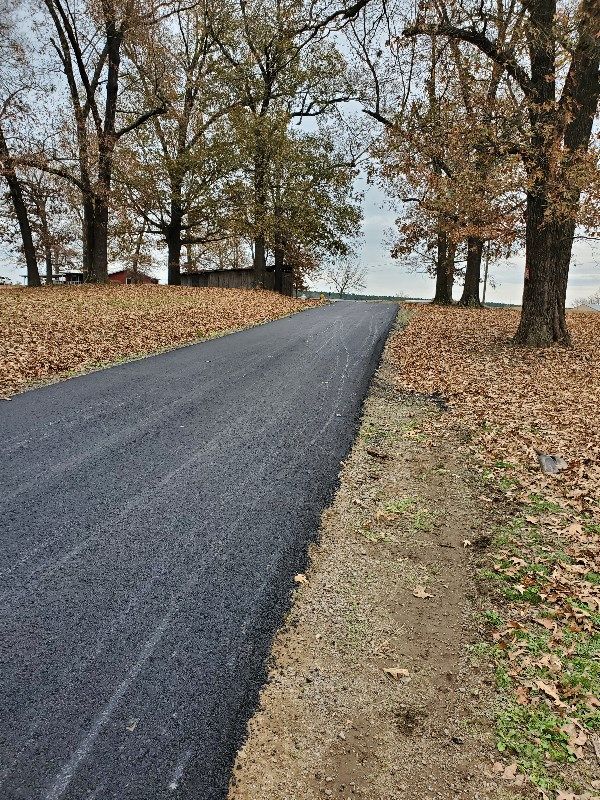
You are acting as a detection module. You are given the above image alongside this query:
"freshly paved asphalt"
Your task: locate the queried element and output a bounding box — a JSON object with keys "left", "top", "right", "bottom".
{"left": 0, "top": 300, "right": 397, "bottom": 800}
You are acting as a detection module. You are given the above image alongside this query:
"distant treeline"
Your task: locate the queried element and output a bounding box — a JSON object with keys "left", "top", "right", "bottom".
{"left": 307, "top": 291, "right": 518, "bottom": 307}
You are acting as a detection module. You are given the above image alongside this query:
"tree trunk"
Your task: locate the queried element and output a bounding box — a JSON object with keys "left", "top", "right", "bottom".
{"left": 81, "top": 195, "right": 94, "bottom": 275}
{"left": 482, "top": 241, "right": 491, "bottom": 305}
{"left": 459, "top": 237, "right": 484, "bottom": 307}
{"left": 91, "top": 195, "right": 109, "bottom": 281}
{"left": 0, "top": 124, "right": 40, "bottom": 286}
{"left": 88, "top": 22, "right": 122, "bottom": 283}
{"left": 513, "top": 192, "right": 573, "bottom": 346}
{"left": 131, "top": 222, "right": 145, "bottom": 279}
{"left": 446, "top": 241, "right": 455, "bottom": 299}
{"left": 253, "top": 234, "right": 266, "bottom": 287}
{"left": 273, "top": 246, "right": 284, "bottom": 293}
{"left": 273, "top": 207, "right": 285, "bottom": 294}
{"left": 167, "top": 198, "right": 183, "bottom": 285}
{"left": 433, "top": 230, "right": 452, "bottom": 304}
{"left": 253, "top": 130, "right": 268, "bottom": 288}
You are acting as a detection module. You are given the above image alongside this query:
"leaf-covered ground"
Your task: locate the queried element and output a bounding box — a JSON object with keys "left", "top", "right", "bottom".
{"left": 0, "top": 285, "right": 317, "bottom": 397}
{"left": 391, "top": 306, "right": 600, "bottom": 799}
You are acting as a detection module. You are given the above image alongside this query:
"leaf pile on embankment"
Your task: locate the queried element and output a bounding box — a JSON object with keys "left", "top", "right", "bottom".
{"left": 392, "top": 306, "right": 599, "bottom": 511}
{"left": 391, "top": 305, "right": 600, "bottom": 798}
{"left": 0, "top": 285, "right": 317, "bottom": 397}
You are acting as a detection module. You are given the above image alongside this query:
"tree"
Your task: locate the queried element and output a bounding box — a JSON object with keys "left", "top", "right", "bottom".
{"left": 210, "top": 0, "right": 356, "bottom": 286}
{"left": 403, "top": 0, "right": 600, "bottom": 345}
{"left": 119, "top": 1, "right": 242, "bottom": 285}
{"left": 28, "top": 0, "right": 166, "bottom": 281}
{"left": 354, "top": 0, "right": 525, "bottom": 307}
{"left": 322, "top": 257, "right": 367, "bottom": 297}
{"left": 267, "top": 127, "right": 362, "bottom": 290}
{"left": 0, "top": 2, "right": 40, "bottom": 285}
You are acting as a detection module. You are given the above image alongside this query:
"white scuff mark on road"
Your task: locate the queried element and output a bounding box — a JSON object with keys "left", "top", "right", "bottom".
{"left": 167, "top": 746, "right": 194, "bottom": 791}
{"left": 44, "top": 572, "right": 199, "bottom": 800}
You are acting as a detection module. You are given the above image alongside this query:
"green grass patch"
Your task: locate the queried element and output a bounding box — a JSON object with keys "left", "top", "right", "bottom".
{"left": 496, "top": 702, "right": 573, "bottom": 788}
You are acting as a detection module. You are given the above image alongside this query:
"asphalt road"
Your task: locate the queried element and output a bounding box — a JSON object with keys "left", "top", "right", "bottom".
{"left": 0, "top": 300, "right": 397, "bottom": 800}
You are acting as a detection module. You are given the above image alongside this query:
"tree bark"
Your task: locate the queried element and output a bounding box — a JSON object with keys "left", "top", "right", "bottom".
{"left": 131, "top": 221, "right": 145, "bottom": 279}
{"left": 91, "top": 194, "right": 109, "bottom": 281}
{"left": 252, "top": 131, "right": 268, "bottom": 287}
{"left": 513, "top": 193, "right": 573, "bottom": 346}
{"left": 433, "top": 230, "right": 452, "bottom": 304}
{"left": 459, "top": 237, "right": 483, "bottom": 307}
{"left": 446, "top": 240, "right": 455, "bottom": 299}
{"left": 253, "top": 234, "right": 267, "bottom": 287}
{"left": 167, "top": 196, "right": 183, "bottom": 285}
{"left": 274, "top": 245, "right": 284, "bottom": 293}
{"left": 0, "top": 124, "right": 40, "bottom": 286}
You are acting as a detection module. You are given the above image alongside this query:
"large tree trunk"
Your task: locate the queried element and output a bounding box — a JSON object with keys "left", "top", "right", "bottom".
{"left": 0, "top": 125, "right": 40, "bottom": 286}
{"left": 253, "top": 234, "right": 267, "bottom": 287}
{"left": 91, "top": 194, "right": 109, "bottom": 282}
{"left": 433, "top": 230, "right": 453, "bottom": 304}
{"left": 44, "top": 243, "right": 53, "bottom": 284}
{"left": 88, "top": 22, "right": 122, "bottom": 283}
{"left": 81, "top": 195, "right": 94, "bottom": 275}
{"left": 459, "top": 237, "right": 484, "bottom": 307}
{"left": 513, "top": 0, "right": 598, "bottom": 346}
{"left": 514, "top": 192, "right": 573, "bottom": 346}
{"left": 167, "top": 197, "right": 183, "bottom": 285}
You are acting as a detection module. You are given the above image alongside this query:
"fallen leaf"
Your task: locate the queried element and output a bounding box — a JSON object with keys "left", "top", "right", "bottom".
{"left": 412, "top": 585, "right": 434, "bottom": 599}
{"left": 533, "top": 617, "right": 555, "bottom": 630}
{"left": 0, "top": 286, "right": 318, "bottom": 398}
{"left": 294, "top": 574, "right": 308, "bottom": 585}
{"left": 383, "top": 667, "right": 410, "bottom": 681}
{"left": 535, "top": 680, "right": 560, "bottom": 702}
{"left": 366, "top": 448, "right": 390, "bottom": 460}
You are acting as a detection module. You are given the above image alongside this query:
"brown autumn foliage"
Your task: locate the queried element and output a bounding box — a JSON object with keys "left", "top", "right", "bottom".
{"left": 0, "top": 285, "right": 317, "bottom": 397}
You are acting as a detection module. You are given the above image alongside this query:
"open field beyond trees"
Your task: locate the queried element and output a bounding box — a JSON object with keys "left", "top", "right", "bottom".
{"left": 0, "top": 285, "right": 316, "bottom": 397}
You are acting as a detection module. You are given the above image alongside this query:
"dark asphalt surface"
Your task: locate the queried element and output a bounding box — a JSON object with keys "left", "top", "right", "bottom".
{"left": 0, "top": 300, "right": 397, "bottom": 800}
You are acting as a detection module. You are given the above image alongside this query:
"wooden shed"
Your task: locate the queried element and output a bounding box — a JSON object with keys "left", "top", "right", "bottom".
{"left": 181, "top": 267, "right": 293, "bottom": 295}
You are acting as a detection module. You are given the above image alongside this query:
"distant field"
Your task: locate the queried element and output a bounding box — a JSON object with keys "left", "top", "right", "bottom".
{"left": 0, "top": 285, "right": 316, "bottom": 397}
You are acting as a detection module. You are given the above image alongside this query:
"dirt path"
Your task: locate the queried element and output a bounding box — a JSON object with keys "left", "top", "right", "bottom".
{"left": 228, "top": 330, "right": 506, "bottom": 800}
